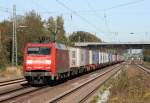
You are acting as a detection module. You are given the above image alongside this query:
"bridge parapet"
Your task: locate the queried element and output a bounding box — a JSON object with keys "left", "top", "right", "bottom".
{"left": 74, "top": 42, "right": 150, "bottom": 49}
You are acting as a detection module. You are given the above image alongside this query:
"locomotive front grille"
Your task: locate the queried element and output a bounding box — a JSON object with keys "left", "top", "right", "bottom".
{"left": 25, "top": 71, "right": 51, "bottom": 77}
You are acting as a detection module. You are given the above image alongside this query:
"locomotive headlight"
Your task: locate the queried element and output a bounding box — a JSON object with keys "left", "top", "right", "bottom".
{"left": 26, "top": 60, "right": 33, "bottom": 64}
{"left": 45, "top": 60, "right": 51, "bottom": 64}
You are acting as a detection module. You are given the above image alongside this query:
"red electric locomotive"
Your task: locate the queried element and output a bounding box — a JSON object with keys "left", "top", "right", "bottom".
{"left": 24, "top": 42, "right": 70, "bottom": 84}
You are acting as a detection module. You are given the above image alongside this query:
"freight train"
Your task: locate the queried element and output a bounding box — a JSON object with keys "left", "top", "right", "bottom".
{"left": 23, "top": 42, "right": 124, "bottom": 84}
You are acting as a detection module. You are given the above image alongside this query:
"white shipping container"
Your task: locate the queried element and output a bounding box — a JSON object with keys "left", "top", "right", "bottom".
{"left": 76, "top": 48, "right": 82, "bottom": 67}
{"left": 104, "top": 53, "right": 107, "bottom": 63}
{"left": 103, "top": 52, "right": 105, "bottom": 63}
{"left": 89, "top": 50, "right": 93, "bottom": 64}
{"left": 83, "top": 49, "right": 89, "bottom": 65}
{"left": 76, "top": 48, "right": 89, "bottom": 67}
{"left": 101, "top": 52, "right": 104, "bottom": 63}
{"left": 106, "top": 53, "right": 109, "bottom": 63}
{"left": 99, "top": 51, "right": 101, "bottom": 64}
{"left": 112, "top": 54, "right": 116, "bottom": 62}
{"left": 92, "top": 50, "right": 99, "bottom": 64}
{"left": 68, "top": 47, "right": 78, "bottom": 68}
{"left": 69, "top": 47, "right": 90, "bottom": 68}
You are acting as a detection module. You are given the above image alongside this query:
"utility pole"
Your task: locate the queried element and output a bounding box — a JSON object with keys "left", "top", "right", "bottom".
{"left": 78, "top": 35, "right": 81, "bottom": 46}
{"left": 52, "top": 18, "right": 57, "bottom": 42}
{"left": 145, "top": 32, "right": 148, "bottom": 42}
{"left": 12, "top": 4, "right": 17, "bottom": 66}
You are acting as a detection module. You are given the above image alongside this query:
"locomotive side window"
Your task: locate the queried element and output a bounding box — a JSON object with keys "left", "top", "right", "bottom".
{"left": 27, "top": 47, "right": 51, "bottom": 55}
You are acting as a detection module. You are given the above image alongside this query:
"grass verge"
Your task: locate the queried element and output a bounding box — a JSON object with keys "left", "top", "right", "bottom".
{"left": 108, "top": 65, "right": 150, "bottom": 103}
{"left": 0, "top": 66, "right": 23, "bottom": 79}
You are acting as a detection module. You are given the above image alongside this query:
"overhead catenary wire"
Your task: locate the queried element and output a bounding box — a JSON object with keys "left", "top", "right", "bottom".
{"left": 0, "top": 6, "right": 12, "bottom": 13}
{"left": 43, "top": 0, "right": 145, "bottom": 15}
{"left": 103, "top": 11, "right": 111, "bottom": 34}
{"left": 86, "top": 0, "right": 104, "bottom": 21}
{"left": 87, "top": 1, "right": 111, "bottom": 34}
{"left": 86, "top": 0, "right": 107, "bottom": 34}
{"left": 0, "top": 0, "right": 145, "bottom": 15}
{"left": 0, "top": 0, "right": 146, "bottom": 35}
{"left": 104, "top": 0, "right": 145, "bottom": 11}
{"left": 55, "top": 0, "right": 105, "bottom": 34}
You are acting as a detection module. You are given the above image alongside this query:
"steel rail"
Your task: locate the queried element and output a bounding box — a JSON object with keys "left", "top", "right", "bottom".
{"left": 137, "top": 65, "right": 150, "bottom": 74}
{"left": 0, "top": 85, "right": 47, "bottom": 102}
{"left": 0, "top": 78, "right": 26, "bottom": 87}
{"left": 79, "top": 64, "right": 123, "bottom": 103}
{"left": 48, "top": 63, "right": 123, "bottom": 103}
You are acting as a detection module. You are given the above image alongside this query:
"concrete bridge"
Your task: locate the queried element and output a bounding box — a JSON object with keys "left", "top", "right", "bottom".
{"left": 74, "top": 42, "right": 150, "bottom": 49}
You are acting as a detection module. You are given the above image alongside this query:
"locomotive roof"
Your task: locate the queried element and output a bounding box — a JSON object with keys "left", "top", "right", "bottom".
{"left": 54, "top": 43, "right": 69, "bottom": 50}
{"left": 26, "top": 43, "right": 52, "bottom": 47}
{"left": 26, "top": 42, "right": 69, "bottom": 50}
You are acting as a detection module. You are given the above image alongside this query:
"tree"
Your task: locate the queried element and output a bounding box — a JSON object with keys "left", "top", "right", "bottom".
{"left": 17, "top": 11, "right": 48, "bottom": 64}
{"left": 56, "top": 16, "right": 67, "bottom": 43}
{"left": 0, "top": 11, "right": 72, "bottom": 66}
{"left": 46, "top": 16, "right": 70, "bottom": 45}
{"left": 45, "top": 17, "right": 56, "bottom": 42}
{"left": 47, "top": 17, "right": 56, "bottom": 33}
{"left": 69, "top": 31, "right": 102, "bottom": 42}
{"left": 17, "top": 11, "right": 45, "bottom": 49}
{"left": 0, "top": 20, "right": 12, "bottom": 68}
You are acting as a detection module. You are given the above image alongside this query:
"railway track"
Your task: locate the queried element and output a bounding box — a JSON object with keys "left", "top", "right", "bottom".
{"left": 48, "top": 63, "right": 123, "bottom": 103}
{"left": 137, "top": 64, "right": 150, "bottom": 74}
{"left": 0, "top": 84, "right": 46, "bottom": 102}
{"left": 0, "top": 63, "right": 123, "bottom": 103}
{"left": 0, "top": 77, "right": 26, "bottom": 87}
{"left": 0, "top": 78, "right": 40, "bottom": 102}
{"left": 0, "top": 77, "right": 28, "bottom": 100}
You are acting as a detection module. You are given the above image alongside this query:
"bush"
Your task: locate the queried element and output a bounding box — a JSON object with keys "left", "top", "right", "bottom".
{"left": 144, "top": 56, "right": 150, "bottom": 62}
{"left": 0, "top": 64, "right": 5, "bottom": 71}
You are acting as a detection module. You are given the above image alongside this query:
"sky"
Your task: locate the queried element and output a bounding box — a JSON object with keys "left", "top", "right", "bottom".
{"left": 0, "top": 0, "right": 150, "bottom": 42}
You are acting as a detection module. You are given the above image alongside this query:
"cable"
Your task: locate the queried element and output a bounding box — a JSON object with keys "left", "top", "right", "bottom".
{"left": 0, "top": 0, "right": 145, "bottom": 15}
{"left": 104, "top": 11, "right": 111, "bottom": 33}
{"left": 86, "top": 0, "right": 111, "bottom": 34}
{"left": 86, "top": 0, "right": 104, "bottom": 21}
{"left": 86, "top": 0, "right": 107, "bottom": 33}
{"left": 104, "top": 0, "right": 145, "bottom": 11}
{"left": 55, "top": 0, "right": 105, "bottom": 34}
{"left": 0, "top": 6, "right": 12, "bottom": 13}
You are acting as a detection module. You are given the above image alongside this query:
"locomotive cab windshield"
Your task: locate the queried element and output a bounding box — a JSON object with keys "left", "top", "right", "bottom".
{"left": 25, "top": 46, "right": 52, "bottom": 72}
{"left": 27, "top": 47, "right": 51, "bottom": 55}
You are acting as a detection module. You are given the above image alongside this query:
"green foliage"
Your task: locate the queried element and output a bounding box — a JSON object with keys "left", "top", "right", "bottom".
{"left": 55, "top": 16, "right": 68, "bottom": 44}
{"left": 111, "top": 70, "right": 129, "bottom": 94}
{"left": 24, "top": 10, "right": 44, "bottom": 34}
{"left": 143, "top": 48, "right": 150, "bottom": 56}
{"left": 16, "top": 11, "right": 47, "bottom": 64}
{"left": 0, "top": 59, "right": 6, "bottom": 70}
{"left": 0, "top": 49, "right": 8, "bottom": 69}
{"left": 69, "top": 31, "right": 102, "bottom": 42}
{"left": 108, "top": 69, "right": 150, "bottom": 103}
{"left": 0, "top": 11, "right": 103, "bottom": 67}
{"left": 143, "top": 49, "right": 150, "bottom": 62}
{"left": 89, "top": 95, "right": 99, "bottom": 103}
{"left": 47, "top": 17, "right": 56, "bottom": 33}
{"left": 0, "top": 20, "right": 12, "bottom": 68}
{"left": 0, "top": 12, "right": 72, "bottom": 66}
{"left": 144, "top": 56, "right": 150, "bottom": 62}
{"left": 46, "top": 16, "right": 72, "bottom": 45}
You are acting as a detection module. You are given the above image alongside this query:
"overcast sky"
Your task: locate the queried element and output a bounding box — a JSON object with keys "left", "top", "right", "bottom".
{"left": 0, "top": 0, "right": 150, "bottom": 42}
